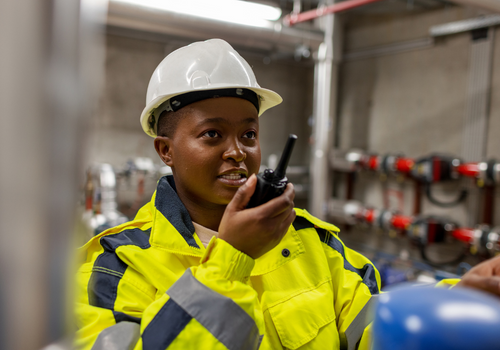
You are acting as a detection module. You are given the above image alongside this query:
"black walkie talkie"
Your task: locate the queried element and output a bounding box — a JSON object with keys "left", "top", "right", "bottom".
{"left": 247, "top": 134, "right": 297, "bottom": 208}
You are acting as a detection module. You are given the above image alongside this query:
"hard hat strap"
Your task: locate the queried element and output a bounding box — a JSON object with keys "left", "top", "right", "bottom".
{"left": 148, "top": 88, "right": 260, "bottom": 136}
{"left": 167, "top": 88, "right": 260, "bottom": 114}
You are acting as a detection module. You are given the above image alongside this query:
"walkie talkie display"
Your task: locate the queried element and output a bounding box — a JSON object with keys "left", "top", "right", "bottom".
{"left": 247, "top": 134, "right": 297, "bottom": 208}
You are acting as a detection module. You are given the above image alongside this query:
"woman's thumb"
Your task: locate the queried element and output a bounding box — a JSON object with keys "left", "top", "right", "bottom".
{"left": 229, "top": 174, "right": 257, "bottom": 210}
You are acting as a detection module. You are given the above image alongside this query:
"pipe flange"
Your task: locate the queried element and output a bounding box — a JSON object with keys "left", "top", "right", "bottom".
{"left": 450, "top": 158, "right": 462, "bottom": 180}
{"left": 408, "top": 220, "right": 427, "bottom": 245}
{"left": 343, "top": 200, "right": 364, "bottom": 225}
{"left": 374, "top": 155, "right": 383, "bottom": 172}
{"left": 486, "top": 227, "right": 500, "bottom": 256}
{"left": 472, "top": 225, "right": 490, "bottom": 255}
{"left": 377, "top": 210, "right": 394, "bottom": 231}
{"left": 478, "top": 162, "right": 488, "bottom": 184}
{"left": 380, "top": 155, "right": 397, "bottom": 174}
{"left": 493, "top": 163, "right": 500, "bottom": 184}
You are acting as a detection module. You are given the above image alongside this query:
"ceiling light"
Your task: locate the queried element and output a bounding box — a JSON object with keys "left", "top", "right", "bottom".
{"left": 113, "top": 0, "right": 282, "bottom": 28}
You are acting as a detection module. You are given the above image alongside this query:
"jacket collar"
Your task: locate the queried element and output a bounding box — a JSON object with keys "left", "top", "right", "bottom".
{"left": 150, "top": 175, "right": 202, "bottom": 255}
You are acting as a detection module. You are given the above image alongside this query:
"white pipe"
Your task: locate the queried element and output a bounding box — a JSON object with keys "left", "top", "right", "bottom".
{"left": 107, "top": 0, "right": 324, "bottom": 54}
{"left": 0, "top": 0, "right": 106, "bottom": 348}
{"left": 450, "top": 0, "right": 500, "bottom": 13}
{"left": 0, "top": 1, "right": 49, "bottom": 348}
{"left": 309, "top": 0, "right": 341, "bottom": 219}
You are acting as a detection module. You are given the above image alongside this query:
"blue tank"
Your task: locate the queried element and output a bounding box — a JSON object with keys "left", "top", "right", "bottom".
{"left": 372, "top": 286, "right": 500, "bottom": 350}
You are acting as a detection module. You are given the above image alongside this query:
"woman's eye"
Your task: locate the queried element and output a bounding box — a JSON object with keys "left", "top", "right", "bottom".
{"left": 203, "top": 130, "right": 219, "bottom": 138}
{"left": 243, "top": 131, "right": 256, "bottom": 139}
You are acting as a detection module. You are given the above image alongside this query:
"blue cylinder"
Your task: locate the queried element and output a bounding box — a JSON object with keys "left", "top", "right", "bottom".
{"left": 372, "top": 286, "right": 500, "bottom": 350}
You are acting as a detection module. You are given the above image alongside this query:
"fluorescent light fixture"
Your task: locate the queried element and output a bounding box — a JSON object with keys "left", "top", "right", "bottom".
{"left": 113, "top": 0, "right": 282, "bottom": 28}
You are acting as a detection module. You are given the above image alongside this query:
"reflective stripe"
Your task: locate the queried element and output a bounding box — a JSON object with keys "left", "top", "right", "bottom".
{"left": 91, "top": 321, "right": 140, "bottom": 350}
{"left": 343, "top": 295, "right": 379, "bottom": 350}
{"left": 88, "top": 251, "right": 127, "bottom": 310}
{"left": 323, "top": 229, "right": 379, "bottom": 295}
{"left": 142, "top": 298, "right": 192, "bottom": 350}
{"left": 88, "top": 227, "right": 151, "bottom": 323}
{"left": 167, "top": 269, "right": 261, "bottom": 350}
{"left": 293, "top": 216, "right": 380, "bottom": 295}
{"left": 100, "top": 227, "right": 151, "bottom": 251}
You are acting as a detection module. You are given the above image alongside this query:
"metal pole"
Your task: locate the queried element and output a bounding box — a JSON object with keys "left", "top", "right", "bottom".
{"left": 309, "top": 0, "right": 341, "bottom": 219}
{"left": 0, "top": 1, "right": 52, "bottom": 348}
{"left": 0, "top": 0, "right": 106, "bottom": 348}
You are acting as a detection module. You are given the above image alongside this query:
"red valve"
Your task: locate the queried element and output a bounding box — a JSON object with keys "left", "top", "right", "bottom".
{"left": 452, "top": 228, "right": 475, "bottom": 244}
{"left": 364, "top": 208, "right": 376, "bottom": 224}
{"left": 456, "top": 163, "right": 481, "bottom": 178}
{"left": 391, "top": 214, "right": 412, "bottom": 231}
{"left": 395, "top": 158, "right": 414, "bottom": 174}
{"left": 367, "top": 156, "right": 379, "bottom": 171}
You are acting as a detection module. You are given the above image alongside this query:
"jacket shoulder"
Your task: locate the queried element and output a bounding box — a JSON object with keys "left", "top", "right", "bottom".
{"left": 292, "top": 208, "right": 340, "bottom": 233}
{"left": 79, "top": 218, "right": 153, "bottom": 261}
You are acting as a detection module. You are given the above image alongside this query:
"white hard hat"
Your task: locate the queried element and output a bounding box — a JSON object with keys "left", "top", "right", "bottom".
{"left": 140, "top": 38, "right": 283, "bottom": 137}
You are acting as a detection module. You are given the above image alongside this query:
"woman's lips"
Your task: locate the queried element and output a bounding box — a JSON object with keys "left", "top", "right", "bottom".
{"left": 217, "top": 173, "right": 248, "bottom": 186}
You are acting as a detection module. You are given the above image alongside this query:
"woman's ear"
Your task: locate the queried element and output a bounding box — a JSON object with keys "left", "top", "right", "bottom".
{"left": 154, "top": 136, "right": 174, "bottom": 167}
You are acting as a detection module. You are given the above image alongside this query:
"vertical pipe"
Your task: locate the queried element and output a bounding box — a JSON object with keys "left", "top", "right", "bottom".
{"left": 0, "top": 2, "right": 51, "bottom": 349}
{"left": 413, "top": 181, "right": 422, "bottom": 215}
{"left": 483, "top": 185, "right": 495, "bottom": 225}
{"left": 0, "top": 0, "right": 106, "bottom": 348}
{"left": 461, "top": 28, "right": 494, "bottom": 226}
{"left": 346, "top": 172, "right": 355, "bottom": 201}
{"left": 309, "top": 0, "right": 341, "bottom": 219}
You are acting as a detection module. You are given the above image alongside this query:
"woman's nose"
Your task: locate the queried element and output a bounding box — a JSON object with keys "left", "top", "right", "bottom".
{"left": 222, "top": 140, "right": 246, "bottom": 162}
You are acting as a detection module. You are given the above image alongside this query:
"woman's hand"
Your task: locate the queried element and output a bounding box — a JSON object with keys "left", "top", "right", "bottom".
{"left": 456, "top": 255, "right": 500, "bottom": 297}
{"left": 218, "top": 174, "right": 296, "bottom": 259}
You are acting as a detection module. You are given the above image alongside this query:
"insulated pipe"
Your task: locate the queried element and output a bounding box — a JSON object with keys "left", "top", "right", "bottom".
{"left": 449, "top": 0, "right": 500, "bottom": 14}
{"left": 309, "top": 0, "right": 339, "bottom": 219}
{"left": 107, "top": 0, "right": 324, "bottom": 54}
{"left": 284, "top": 0, "right": 384, "bottom": 26}
{"left": 0, "top": 0, "right": 105, "bottom": 348}
{"left": 0, "top": 2, "right": 51, "bottom": 348}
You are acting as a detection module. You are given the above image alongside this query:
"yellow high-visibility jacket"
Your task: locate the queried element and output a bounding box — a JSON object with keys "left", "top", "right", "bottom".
{"left": 75, "top": 175, "right": 381, "bottom": 350}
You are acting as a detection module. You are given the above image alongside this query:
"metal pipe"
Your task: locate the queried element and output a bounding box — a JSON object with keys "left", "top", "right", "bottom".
{"left": 309, "top": 0, "right": 340, "bottom": 219}
{"left": 413, "top": 181, "right": 422, "bottom": 215}
{"left": 284, "top": 0, "right": 384, "bottom": 26}
{"left": 482, "top": 185, "right": 495, "bottom": 225}
{"left": 0, "top": 0, "right": 106, "bottom": 348}
{"left": 107, "top": 0, "right": 324, "bottom": 54}
{"left": 0, "top": 2, "right": 50, "bottom": 348}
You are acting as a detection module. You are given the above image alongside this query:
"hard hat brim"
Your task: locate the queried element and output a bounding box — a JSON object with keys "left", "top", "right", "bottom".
{"left": 140, "top": 86, "right": 283, "bottom": 138}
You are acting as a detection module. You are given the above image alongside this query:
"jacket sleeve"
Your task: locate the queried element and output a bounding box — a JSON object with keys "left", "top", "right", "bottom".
{"left": 322, "top": 231, "right": 381, "bottom": 350}
{"left": 75, "top": 237, "right": 264, "bottom": 350}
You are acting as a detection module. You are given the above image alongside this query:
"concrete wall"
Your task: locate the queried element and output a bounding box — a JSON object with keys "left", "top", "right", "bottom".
{"left": 336, "top": 4, "right": 500, "bottom": 238}
{"left": 87, "top": 4, "right": 500, "bottom": 235}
